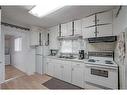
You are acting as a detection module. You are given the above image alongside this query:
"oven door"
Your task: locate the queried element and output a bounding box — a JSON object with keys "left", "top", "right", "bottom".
{"left": 84, "top": 64, "right": 118, "bottom": 89}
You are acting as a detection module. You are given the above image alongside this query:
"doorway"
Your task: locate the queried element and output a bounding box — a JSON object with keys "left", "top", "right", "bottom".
{"left": 4, "top": 35, "right": 25, "bottom": 81}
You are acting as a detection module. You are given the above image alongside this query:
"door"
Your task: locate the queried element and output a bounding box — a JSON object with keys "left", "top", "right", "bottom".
{"left": 72, "top": 62, "right": 84, "bottom": 88}
{"left": 74, "top": 20, "right": 82, "bottom": 35}
{"left": 36, "top": 55, "right": 43, "bottom": 74}
{"left": 54, "top": 62, "right": 62, "bottom": 80}
{"left": 83, "top": 27, "right": 95, "bottom": 38}
{"left": 82, "top": 15, "right": 95, "bottom": 27}
{"left": 97, "top": 24, "right": 112, "bottom": 37}
{"left": 62, "top": 61, "right": 72, "bottom": 83}
{"left": 96, "top": 11, "right": 112, "bottom": 25}
{"left": 67, "top": 22, "right": 73, "bottom": 36}
{"left": 46, "top": 62, "right": 54, "bottom": 76}
{"left": 61, "top": 23, "right": 67, "bottom": 37}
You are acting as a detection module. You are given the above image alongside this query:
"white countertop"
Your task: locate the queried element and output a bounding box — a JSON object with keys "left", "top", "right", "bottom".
{"left": 46, "top": 55, "right": 87, "bottom": 63}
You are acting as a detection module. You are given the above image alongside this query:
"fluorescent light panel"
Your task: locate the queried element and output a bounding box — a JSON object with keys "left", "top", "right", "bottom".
{"left": 29, "top": 5, "right": 64, "bottom": 18}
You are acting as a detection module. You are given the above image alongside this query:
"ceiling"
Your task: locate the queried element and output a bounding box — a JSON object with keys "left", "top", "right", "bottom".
{"left": 2, "top": 6, "right": 117, "bottom": 29}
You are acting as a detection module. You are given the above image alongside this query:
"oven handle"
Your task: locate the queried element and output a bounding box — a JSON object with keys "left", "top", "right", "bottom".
{"left": 85, "top": 65, "right": 118, "bottom": 70}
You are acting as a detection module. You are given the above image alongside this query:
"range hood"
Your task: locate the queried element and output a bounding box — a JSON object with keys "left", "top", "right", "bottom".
{"left": 88, "top": 36, "right": 117, "bottom": 43}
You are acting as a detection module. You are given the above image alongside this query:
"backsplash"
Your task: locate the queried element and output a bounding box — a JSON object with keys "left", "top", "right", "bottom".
{"left": 84, "top": 40, "right": 116, "bottom": 52}
{"left": 58, "top": 39, "right": 116, "bottom": 55}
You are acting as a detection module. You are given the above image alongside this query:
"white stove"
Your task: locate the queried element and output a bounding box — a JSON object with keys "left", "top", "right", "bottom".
{"left": 84, "top": 52, "right": 119, "bottom": 89}
{"left": 86, "top": 56, "right": 118, "bottom": 68}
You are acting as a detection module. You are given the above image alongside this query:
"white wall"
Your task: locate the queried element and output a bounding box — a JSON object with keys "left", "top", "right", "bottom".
{"left": 113, "top": 6, "right": 127, "bottom": 89}
{"left": 1, "top": 25, "right": 36, "bottom": 76}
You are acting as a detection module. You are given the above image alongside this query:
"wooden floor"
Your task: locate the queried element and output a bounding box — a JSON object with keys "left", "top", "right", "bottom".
{"left": 5, "top": 65, "right": 26, "bottom": 80}
{"left": 1, "top": 74, "right": 52, "bottom": 89}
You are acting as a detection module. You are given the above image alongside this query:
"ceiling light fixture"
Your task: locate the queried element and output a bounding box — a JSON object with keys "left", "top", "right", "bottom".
{"left": 29, "top": 5, "right": 64, "bottom": 18}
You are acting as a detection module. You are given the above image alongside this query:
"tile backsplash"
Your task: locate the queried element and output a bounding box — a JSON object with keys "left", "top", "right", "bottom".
{"left": 86, "top": 42, "right": 116, "bottom": 52}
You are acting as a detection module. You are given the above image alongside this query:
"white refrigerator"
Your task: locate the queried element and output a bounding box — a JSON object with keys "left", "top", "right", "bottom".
{"left": 35, "top": 46, "right": 44, "bottom": 74}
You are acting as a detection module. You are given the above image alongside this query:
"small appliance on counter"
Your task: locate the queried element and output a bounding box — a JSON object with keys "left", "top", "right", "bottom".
{"left": 79, "top": 50, "right": 84, "bottom": 60}
{"left": 50, "top": 49, "right": 58, "bottom": 56}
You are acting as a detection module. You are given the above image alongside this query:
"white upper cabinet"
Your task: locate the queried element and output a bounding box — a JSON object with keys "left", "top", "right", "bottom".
{"left": 96, "top": 11, "right": 112, "bottom": 25}
{"left": 82, "top": 10, "right": 113, "bottom": 38}
{"left": 74, "top": 20, "right": 82, "bottom": 35}
{"left": 30, "top": 31, "right": 40, "bottom": 46}
{"left": 49, "top": 26, "right": 59, "bottom": 49}
{"left": 30, "top": 27, "right": 44, "bottom": 46}
{"left": 61, "top": 23, "right": 67, "bottom": 36}
{"left": 82, "top": 27, "right": 95, "bottom": 38}
{"left": 61, "top": 22, "right": 73, "bottom": 37}
{"left": 67, "top": 22, "right": 73, "bottom": 36}
{"left": 82, "top": 15, "right": 95, "bottom": 27}
{"left": 97, "top": 24, "right": 113, "bottom": 37}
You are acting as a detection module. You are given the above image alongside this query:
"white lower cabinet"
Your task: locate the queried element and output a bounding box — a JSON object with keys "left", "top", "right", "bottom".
{"left": 54, "top": 62, "right": 62, "bottom": 80}
{"left": 54, "top": 60, "right": 72, "bottom": 83}
{"left": 46, "top": 59, "right": 54, "bottom": 76}
{"left": 71, "top": 62, "right": 84, "bottom": 88}
{"left": 62, "top": 61, "right": 72, "bottom": 83}
{"left": 46, "top": 58, "right": 85, "bottom": 88}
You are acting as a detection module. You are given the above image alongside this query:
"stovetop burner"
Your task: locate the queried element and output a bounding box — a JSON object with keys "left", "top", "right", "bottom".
{"left": 88, "top": 59, "right": 96, "bottom": 62}
{"left": 105, "top": 60, "right": 113, "bottom": 64}
{"left": 88, "top": 59, "right": 99, "bottom": 62}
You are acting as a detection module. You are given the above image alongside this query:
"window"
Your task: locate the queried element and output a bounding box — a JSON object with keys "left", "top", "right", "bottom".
{"left": 60, "top": 40, "right": 72, "bottom": 53}
{"left": 14, "top": 37, "right": 22, "bottom": 52}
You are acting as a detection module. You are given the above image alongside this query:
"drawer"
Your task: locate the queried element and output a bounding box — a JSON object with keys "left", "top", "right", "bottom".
{"left": 71, "top": 62, "right": 84, "bottom": 68}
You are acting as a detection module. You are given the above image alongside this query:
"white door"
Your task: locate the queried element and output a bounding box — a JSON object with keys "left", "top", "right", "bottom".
{"left": 54, "top": 62, "right": 62, "bottom": 80}
{"left": 74, "top": 20, "right": 82, "bottom": 35}
{"left": 97, "top": 24, "right": 113, "bottom": 37}
{"left": 36, "top": 55, "right": 43, "bottom": 74}
{"left": 61, "top": 23, "right": 67, "bottom": 37}
{"left": 67, "top": 22, "right": 73, "bottom": 36}
{"left": 83, "top": 27, "right": 95, "bottom": 38}
{"left": 71, "top": 62, "right": 84, "bottom": 88}
{"left": 82, "top": 15, "right": 95, "bottom": 27}
{"left": 62, "top": 61, "right": 72, "bottom": 83}
{"left": 46, "top": 62, "right": 54, "bottom": 76}
{"left": 96, "top": 11, "right": 112, "bottom": 25}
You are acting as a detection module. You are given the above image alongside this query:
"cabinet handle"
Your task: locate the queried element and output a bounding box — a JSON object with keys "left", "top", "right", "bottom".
{"left": 72, "top": 68, "right": 74, "bottom": 71}
{"left": 76, "top": 64, "right": 80, "bottom": 66}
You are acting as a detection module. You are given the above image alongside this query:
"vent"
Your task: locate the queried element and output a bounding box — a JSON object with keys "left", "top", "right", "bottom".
{"left": 88, "top": 36, "right": 117, "bottom": 43}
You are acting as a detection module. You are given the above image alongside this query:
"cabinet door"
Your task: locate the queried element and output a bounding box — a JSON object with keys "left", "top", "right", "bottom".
{"left": 72, "top": 62, "right": 84, "bottom": 88}
{"left": 82, "top": 15, "right": 95, "bottom": 27}
{"left": 46, "top": 62, "right": 54, "bottom": 76}
{"left": 49, "top": 26, "right": 59, "bottom": 49}
{"left": 97, "top": 11, "right": 112, "bottom": 25}
{"left": 82, "top": 27, "right": 95, "bottom": 38}
{"left": 97, "top": 24, "right": 112, "bottom": 37}
{"left": 62, "top": 61, "right": 72, "bottom": 83}
{"left": 74, "top": 20, "right": 82, "bottom": 35}
{"left": 61, "top": 23, "right": 67, "bottom": 36}
{"left": 67, "top": 22, "right": 73, "bottom": 36}
{"left": 54, "top": 62, "right": 62, "bottom": 80}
